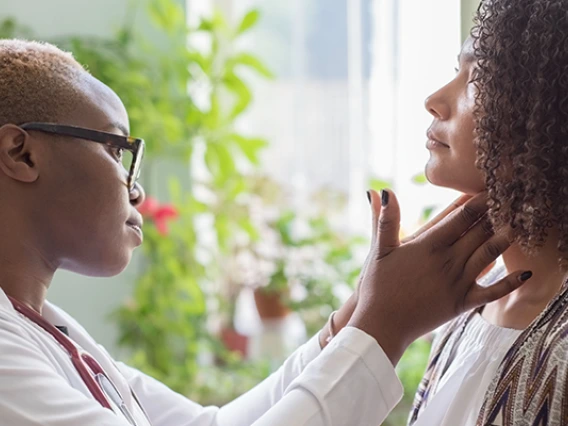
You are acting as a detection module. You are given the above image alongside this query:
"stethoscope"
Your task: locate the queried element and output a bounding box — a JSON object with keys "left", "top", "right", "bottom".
{"left": 8, "top": 296, "right": 151, "bottom": 426}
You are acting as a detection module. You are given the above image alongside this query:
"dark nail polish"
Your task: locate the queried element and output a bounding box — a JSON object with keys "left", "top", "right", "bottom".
{"left": 381, "top": 190, "right": 389, "bottom": 207}
{"left": 520, "top": 271, "right": 533, "bottom": 282}
{"left": 366, "top": 191, "right": 371, "bottom": 204}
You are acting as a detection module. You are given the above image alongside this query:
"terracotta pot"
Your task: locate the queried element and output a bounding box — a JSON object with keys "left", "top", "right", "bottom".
{"left": 253, "top": 289, "right": 290, "bottom": 320}
{"left": 220, "top": 327, "right": 248, "bottom": 358}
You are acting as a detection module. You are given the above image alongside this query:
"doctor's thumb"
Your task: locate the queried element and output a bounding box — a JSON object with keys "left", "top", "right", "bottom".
{"left": 376, "top": 189, "right": 401, "bottom": 257}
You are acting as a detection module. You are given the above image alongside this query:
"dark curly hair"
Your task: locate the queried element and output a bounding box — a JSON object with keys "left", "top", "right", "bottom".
{"left": 472, "top": 0, "right": 568, "bottom": 268}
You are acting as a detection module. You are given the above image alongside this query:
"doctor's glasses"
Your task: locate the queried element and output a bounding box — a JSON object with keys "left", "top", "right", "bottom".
{"left": 19, "top": 122, "right": 145, "bottom": 193}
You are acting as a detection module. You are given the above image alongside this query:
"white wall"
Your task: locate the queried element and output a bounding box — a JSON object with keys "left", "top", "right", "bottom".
{"left": 1, "top": 0, "right": 129, "bottom": 38}
{"left": 0, "top": 0, "right": 140, "bottom": 356}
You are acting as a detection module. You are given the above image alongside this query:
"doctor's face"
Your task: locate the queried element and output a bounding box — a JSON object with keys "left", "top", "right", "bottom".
{"left": 423, "top": 37, "right": 485, "bottom": 195}
{"left": 29, "top": 75, "right": 146, "bottom": 277}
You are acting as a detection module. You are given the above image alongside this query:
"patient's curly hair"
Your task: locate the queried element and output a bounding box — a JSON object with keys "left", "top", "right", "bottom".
{"left": 473, "top": 0, "right": 568, "bottom": 268}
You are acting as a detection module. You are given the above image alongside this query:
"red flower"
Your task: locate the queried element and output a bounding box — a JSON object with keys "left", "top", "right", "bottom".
{"left": 137, "top": 197, "right": 160, "bottom": 217}
{"left": 154, "top": 205, "right": 178, "bottom": 235}
{"left": 137, "top": 196, "right": 178, "bottom": 236}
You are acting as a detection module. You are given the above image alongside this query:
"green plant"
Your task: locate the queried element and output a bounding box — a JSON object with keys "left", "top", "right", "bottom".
{"left": 222, "top": 175, "right": 365, "bottom": 336}
{"left": 382, "top": 338, "right": 431, "bottom": 425}
{"left": 100, "top": 1, "right": 274, "bottom": 399}
{"left": 274, "top": 209, "right": 365, "bottom": 336}
{"left": 0, "top": 18, "right": 32, "bottom": 39}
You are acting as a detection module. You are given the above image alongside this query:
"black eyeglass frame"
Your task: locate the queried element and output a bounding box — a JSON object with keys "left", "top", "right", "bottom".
{"left": 20, "top": 122, "right": 145, "bottom": 192}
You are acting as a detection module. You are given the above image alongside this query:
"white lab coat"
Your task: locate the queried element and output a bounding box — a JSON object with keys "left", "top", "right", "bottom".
{"left": 0, "top": 287, "right": 403, "bottom": 425}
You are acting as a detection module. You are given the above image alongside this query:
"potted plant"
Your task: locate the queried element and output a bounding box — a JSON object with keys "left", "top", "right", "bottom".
{"left": 222, "top": 175, "right": 365, "bottom": 337}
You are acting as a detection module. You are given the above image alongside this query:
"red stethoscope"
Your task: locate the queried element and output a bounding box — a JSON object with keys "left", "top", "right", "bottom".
{"left": 8, "top": 296, "right": 151, "bottom": 426}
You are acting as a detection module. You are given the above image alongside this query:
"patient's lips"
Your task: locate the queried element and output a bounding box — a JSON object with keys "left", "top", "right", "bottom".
{"left": 426, "top": 129, "right": 449, "bottom": 150}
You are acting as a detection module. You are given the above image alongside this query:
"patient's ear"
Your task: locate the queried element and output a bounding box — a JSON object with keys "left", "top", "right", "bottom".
{"left": 0, "top": 124, "right": 40, "bottom": 183}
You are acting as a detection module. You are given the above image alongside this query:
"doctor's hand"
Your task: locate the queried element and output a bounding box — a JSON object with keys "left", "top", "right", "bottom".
{"left": 319, "top": 191, "right": 474, "bottom": 348}
{"left": 347, "top": 190, "right": 532, "bottom": 365}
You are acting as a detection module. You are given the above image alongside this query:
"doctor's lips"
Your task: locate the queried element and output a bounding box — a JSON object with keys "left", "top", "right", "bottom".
{"left": 426, "top": 130, "right": 450, "bottom": 150}
{"left": 126, "top": 213, "right": 144, "bottom": 236}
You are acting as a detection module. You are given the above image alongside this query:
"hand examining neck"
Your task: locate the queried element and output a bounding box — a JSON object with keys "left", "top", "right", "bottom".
{"left": 323, "top": 190, "right": 532, "bottom": 366}
{"left": 319, "top": 192, "right": 476, "bottom": 349}
{"left": 320, "top": 192, "right": 492, "bottom": 350}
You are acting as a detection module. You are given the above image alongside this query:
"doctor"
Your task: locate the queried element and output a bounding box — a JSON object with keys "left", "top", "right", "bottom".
{"left": 0, "top": 39, "right": 530, "bottom": 426}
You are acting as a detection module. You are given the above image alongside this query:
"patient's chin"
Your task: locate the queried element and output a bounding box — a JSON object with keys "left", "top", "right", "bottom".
{"left": 425, "top": 163, "right": 484, "bottom": 195}
{"left": 425, "top": 162, "right": 453, "bottom": 188}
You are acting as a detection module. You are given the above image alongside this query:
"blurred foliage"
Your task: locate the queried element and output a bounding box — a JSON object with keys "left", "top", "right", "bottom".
{"left": 270, "top": 204, "right": 365, "bottom": 337}
{"left": 369, "top": 177, "right": 393, "bottom": 192}
{"left": 384, "top": 338, "right": 431, "bottom": 425}
{"left": 222, "top": 175, "right": 365, "bottom": 337}
{"left": 106, "top": 1, "right": 272, "bottom": 399}
{"left": 412, "top": 172, "right": 428, "bottom": 185}
{"left": 0, "top": 18, "right": 33, "bottom": 39}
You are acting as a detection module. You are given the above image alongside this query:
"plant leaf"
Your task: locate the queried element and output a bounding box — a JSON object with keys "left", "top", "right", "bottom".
{"left": 412, "top": 173, "right": 428, "bottom": 184}
{"left": 232, "top": 52, "right": 273, "bottom": 78}
{"left": 421, "top": 206, "right": 437, "bottom": 222}
{"left": 369, "top": 178, "right": 392, "bottom": 191}
{"left": 223, "top": 72, "right": 252, "bottom": 118}
{"left": 148, "top": 0, "right": 185, "bottom": 34}
{"left": 230, "top": 134, "right": 268, "bottom": 165}
{"left": 197, "top": 18, "right": 213, "bottom": 32}
{"left": 236, "top": 10, "right": 260, "bottom": 35}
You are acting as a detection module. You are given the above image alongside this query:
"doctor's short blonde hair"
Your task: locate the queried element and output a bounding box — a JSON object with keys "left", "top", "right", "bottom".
{"left": 0, "top": 39, "right": 87, "bottom": 126}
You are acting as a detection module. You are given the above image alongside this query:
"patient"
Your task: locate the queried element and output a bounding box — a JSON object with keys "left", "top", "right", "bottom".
{"left": 407, "top": 0, "right": 568, "bottom": 424}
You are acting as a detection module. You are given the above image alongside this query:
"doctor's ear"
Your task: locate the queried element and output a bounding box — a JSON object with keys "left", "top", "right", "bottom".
{"left": 0, "top": 124, "right": 40, "bottom": 184}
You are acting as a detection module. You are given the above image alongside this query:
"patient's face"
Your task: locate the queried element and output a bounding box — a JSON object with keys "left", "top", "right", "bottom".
{"left": 423, "top": 37, "right": 485, "bottom": 195}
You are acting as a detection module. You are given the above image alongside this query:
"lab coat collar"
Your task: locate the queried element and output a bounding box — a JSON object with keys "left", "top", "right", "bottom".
{"left": 0, "top": 286, "right": 16, "bottom": 313}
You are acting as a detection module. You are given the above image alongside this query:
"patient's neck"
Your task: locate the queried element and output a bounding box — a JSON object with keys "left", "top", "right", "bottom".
{"left": 482, "top": 228, "right": 568, "bottom": 330}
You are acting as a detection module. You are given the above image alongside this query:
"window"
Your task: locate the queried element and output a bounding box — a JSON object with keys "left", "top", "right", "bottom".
{"left": 189, "top": 0, "right": 464, "bottom": 234}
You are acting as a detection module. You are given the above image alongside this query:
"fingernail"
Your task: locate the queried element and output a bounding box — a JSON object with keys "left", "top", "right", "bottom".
{"left": 520, "top": 271, "right": 533, "bottom": 282}
{"left": 381, "top": 190, "right": 389, "bottom": 207}
{"left": 366, "top": 190, "right": 371, "bottom": 204}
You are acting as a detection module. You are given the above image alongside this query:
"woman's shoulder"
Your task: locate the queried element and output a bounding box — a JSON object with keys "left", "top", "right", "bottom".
{"left": 498, "top": 282, "right": 568, "bottom": 367}
{"left": 478, "top": 284, "right": 568, "bottom": 424}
